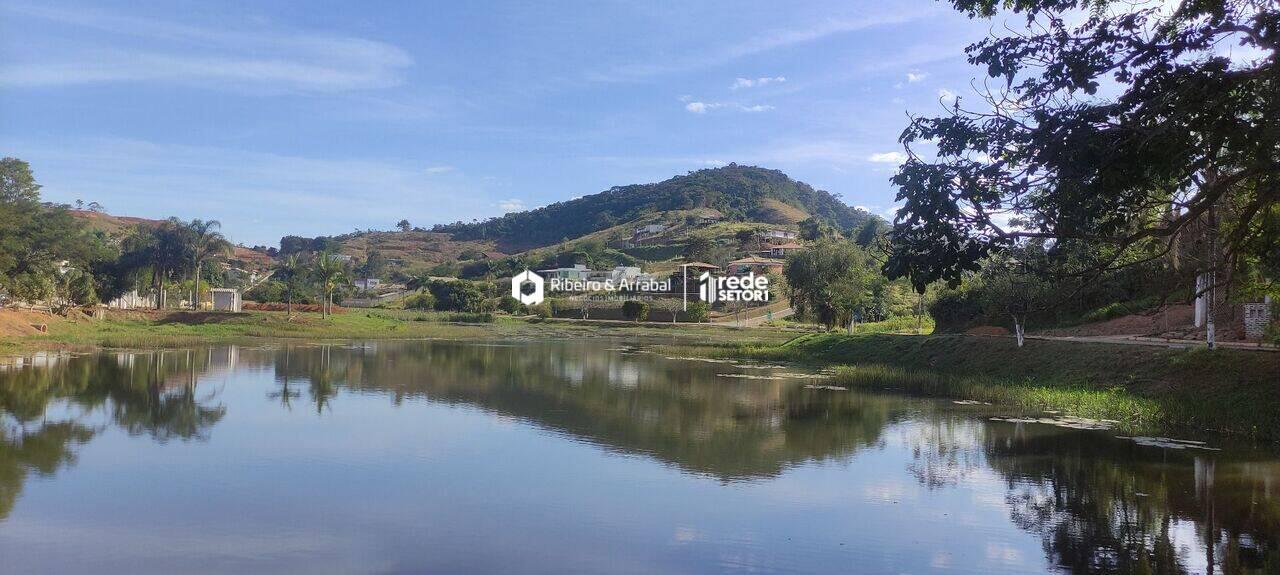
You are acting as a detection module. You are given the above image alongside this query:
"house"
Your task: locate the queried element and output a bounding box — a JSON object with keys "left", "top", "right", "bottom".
{"left": 635, "top": 224, "right": 667, "bottom": 236}
{"left": 761, "top": 242, "right": 805, "bottom": 258}
{"left": 353, "top": 278, "right": 381, "bottom": 290}
{"left": 210, "top": 288, "right": 242, "bottom": 312}
{"left": 761, "top": 228, "right": 798, "bottom": 240}
{"left": 692, "top": 208, "right": 724, "bottom": 225}
{"left": 588, "top": 266, "right": 642, "bottom": 283}
{"left": 728, "top": 256, "right": 785, "bottom": 275}
{"left": 539, "top": 264, "right": 592, "bottom": 280}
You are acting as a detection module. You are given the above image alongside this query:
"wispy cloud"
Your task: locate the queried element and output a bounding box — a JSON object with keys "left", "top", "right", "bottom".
{"left": 0, "top": 3, "right": 412, "bottom": 91}
{"left": 730, "top": 76, "right": 786, "bottom": 90}
{"left": 425, "top": 166, "right": 455, "bottom": 174}
{"left": 938, "top": 88, "right": 957, "bottom": 103}
{"left": 867, "top": 151, "right": 907, "bottom": 163}
{"left": 593, "top": 10, "right": 931, "bottom": 82}
{"left": 906, "top": 72, "right": 927, "bottom": 83}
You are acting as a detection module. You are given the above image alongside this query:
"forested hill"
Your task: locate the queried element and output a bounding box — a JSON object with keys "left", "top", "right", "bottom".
{"left": 431, "top": 164, "right": 870, "bottom": 250}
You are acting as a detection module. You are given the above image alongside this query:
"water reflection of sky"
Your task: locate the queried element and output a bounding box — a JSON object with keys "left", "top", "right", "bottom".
{"left": 0, "top": 341, "right": 1276, "bottom": 574}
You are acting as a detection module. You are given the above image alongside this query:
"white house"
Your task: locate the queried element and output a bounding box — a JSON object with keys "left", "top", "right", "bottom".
{"left": 210, "top": 288, "right": 242, "bottom": 312}
{"left": 762, "top": 229, "right": 798, "bottom": 240}
{"left": 353, "top": 278, "right": 381, "bottom": 290}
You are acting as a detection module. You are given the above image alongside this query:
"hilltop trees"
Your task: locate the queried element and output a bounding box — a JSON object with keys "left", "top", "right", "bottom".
{"left": 884, "top": 0, "right": 1278, "bottom": 345}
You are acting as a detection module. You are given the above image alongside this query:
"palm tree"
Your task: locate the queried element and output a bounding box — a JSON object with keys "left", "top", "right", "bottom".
{"left": 146, "top": 218, "right": 191, "bottom": 309}
{"left": 275, "top": 254, "right": 305, "bottom": 318}
{"left": 186, "top": 219, "right": 232, "bottom": 310}
{"left": 312, "top": 252, "right": 346, "bottom": 318}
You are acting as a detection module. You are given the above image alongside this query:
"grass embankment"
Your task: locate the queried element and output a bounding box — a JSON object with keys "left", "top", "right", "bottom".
{"left": 695, "top": 332, "right": 1280, "bottom": 440}
{"left": 0, "top": 308, "right": 792, "bottom": 353}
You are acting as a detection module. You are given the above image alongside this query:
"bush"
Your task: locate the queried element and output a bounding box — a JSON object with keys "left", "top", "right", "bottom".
{"left": 403, "top": 292, "right": 436, "bottom": 310}
{"left": 622, "top": 300, "right": 649, "bottom": 322}
{"left": 685, "top": 301, "right": 709, "bottom": 323}
{"left": 529, "top": 301, "right": 553, "bottom": 318}
{"left": 928, "top": 289, "right": 984, "bottom": 332}
{"left": 427, "top": 279, "right": 490, "bottom": 313}
{"left": 497, "top": 295, "right": 524, "bottom": 314}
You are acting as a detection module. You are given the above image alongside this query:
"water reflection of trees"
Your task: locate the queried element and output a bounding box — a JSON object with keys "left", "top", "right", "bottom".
{"left": 0, "top": 349, "right": 228, "bottom": 518}
{"left": 904, "top": 417, "right": 1280, "bottom": 574}
{"left": 266, "top": 341, "right": 905, "bottom": 481}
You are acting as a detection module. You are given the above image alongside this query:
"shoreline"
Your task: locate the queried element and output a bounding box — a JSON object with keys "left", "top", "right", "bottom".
{"left": 670, "top": 332, "right": 1280, "bottom": 441}
{"left": 4, "top": 308, "right": 1277, "bottom": 440}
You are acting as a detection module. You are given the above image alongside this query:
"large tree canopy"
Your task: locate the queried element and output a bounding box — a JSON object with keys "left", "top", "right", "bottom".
{"left": 887, "top": 0, "right": 1278, "bottom": 292}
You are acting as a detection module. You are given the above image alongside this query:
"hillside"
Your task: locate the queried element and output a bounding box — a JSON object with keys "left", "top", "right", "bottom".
{"left": 431, "top": 164, "right": 871, "bottom": 252}
{"left": 70, "top": 210, "right": 275, "bottom": 272}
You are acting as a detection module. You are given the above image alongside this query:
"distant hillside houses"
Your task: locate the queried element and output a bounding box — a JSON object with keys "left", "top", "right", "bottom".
{"left": 538, "top": 264, "right": 659, "bottom": 285}
{"left": 761, "top": 242, "right": 805, "bottom": 258}
{"left": 761, "top": 228, "right": 797, "bottom": 240}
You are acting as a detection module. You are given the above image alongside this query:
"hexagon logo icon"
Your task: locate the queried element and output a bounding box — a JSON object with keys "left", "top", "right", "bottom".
{"left": 512, "top": 270, "right": 544, "bottom": 305}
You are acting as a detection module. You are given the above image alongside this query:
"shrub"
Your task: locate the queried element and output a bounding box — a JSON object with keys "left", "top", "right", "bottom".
{"left": 622, "top": 300, "right": 649, "bottom": 322}
{"left": 403, "top": 292, "right": 436, "bottom": 310}
{"left": 685, "top": 301, "right": 709, "bottom": 323}
{"left": 497, "top": 295, "right": 524, "bottom": 314}
{"left": 529, "top": 301, "right": 553, "bottom": 318}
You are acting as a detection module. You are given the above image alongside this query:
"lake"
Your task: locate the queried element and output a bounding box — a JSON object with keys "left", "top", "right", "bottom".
{"left": 0, "top": 339, "right": 1276, "bottom": 574}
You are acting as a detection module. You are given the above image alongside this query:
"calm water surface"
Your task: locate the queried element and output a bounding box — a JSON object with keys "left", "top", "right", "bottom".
{"left": 0, "top": 339, "right": 1276, "bottom": 574}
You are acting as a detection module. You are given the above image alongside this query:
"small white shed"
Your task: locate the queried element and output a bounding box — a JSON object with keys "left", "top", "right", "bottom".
{"left": 210, "top": 288, "right": 242, "bottom": 312}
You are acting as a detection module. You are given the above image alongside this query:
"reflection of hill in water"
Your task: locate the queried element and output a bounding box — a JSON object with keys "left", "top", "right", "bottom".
{"left": 265, "top": 341, "right": 901, "bottom": 481}
{"left": 3, "top": 341, "right": 1278, "bottom": 574}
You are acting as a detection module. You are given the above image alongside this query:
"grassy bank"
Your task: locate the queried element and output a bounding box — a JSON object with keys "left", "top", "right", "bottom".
{"left": 691, "top": 332, "right": 1280, "bottom": 440}
{"left": 0, "top": 308, "right": 792, "bottom": 353}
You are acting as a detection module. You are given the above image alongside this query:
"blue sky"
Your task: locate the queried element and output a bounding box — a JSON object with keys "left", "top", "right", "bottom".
{"left": 1, "top": 0, "right": 993, "bottom": 246}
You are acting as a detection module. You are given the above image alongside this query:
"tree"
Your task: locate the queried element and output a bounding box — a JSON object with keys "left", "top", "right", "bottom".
{"left": 886, "top": 0, "right": 1279, "bottom": 320}
{"left": 684, "top": 236, "right": 713, "bottom": 262}
{"left": 622, "top": 300, "right": 649, "bottom": 322}
{"left": 185, "top": 219, "right": 231, "bottom": 310}
{"left": 783, "top": 240, "right": 874, "bottom": 331}
{"left": 685, "top": 301, "right": 709, "bottom": 323}
{"left": 396, "top": 219, "right": 412, "bottom": 232}
{"left": 312, "top": 253, "right": 347, "bottom": 318}
{"left": 798, "top": 217, "right": 836, "bottom": 241}
{"left": 275, "top": 254, "right": 307, "bottom": 318}
{"left": 0, "top": 157, "right": 40, "bottom": 204}
{"left": 361, "top": 249, "right": 387, "bottom": 279}
{"left": 977, "top": 245, "right": 1055, "bottom": 348}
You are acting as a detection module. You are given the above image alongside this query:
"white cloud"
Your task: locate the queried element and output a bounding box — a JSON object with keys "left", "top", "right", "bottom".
{"left": 685, "top": 101, "right": 713, "bottom": 113}
{"left": 938, "top": 88, "right": 957, "bottom": 103}
{"left": 0, "top": 4, "right": 412, "bottom": 91}
{"left": 497, "top": 199, "right": 526, "bottom": 212}
{"left": 424, "top": 166, "right": 454, "bottom": 174}
{"left": 731, "top": 76, "right": 786, "bottom": 90}
{"left": 906, "top": 72, "right": 927, "bottom": 83}
{"left": 867, "top": 151, "right": 907, "bottom": 164}
{"left": 684, "top": 101, "right": 772, "bottom": 114}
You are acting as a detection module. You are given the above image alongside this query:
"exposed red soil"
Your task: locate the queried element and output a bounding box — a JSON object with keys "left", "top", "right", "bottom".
{"left": 966, "top": 325, "right": 1011, "bottom": 336}
{"left": 1036, "top": 305, "right": 1194, "bottom": 337}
